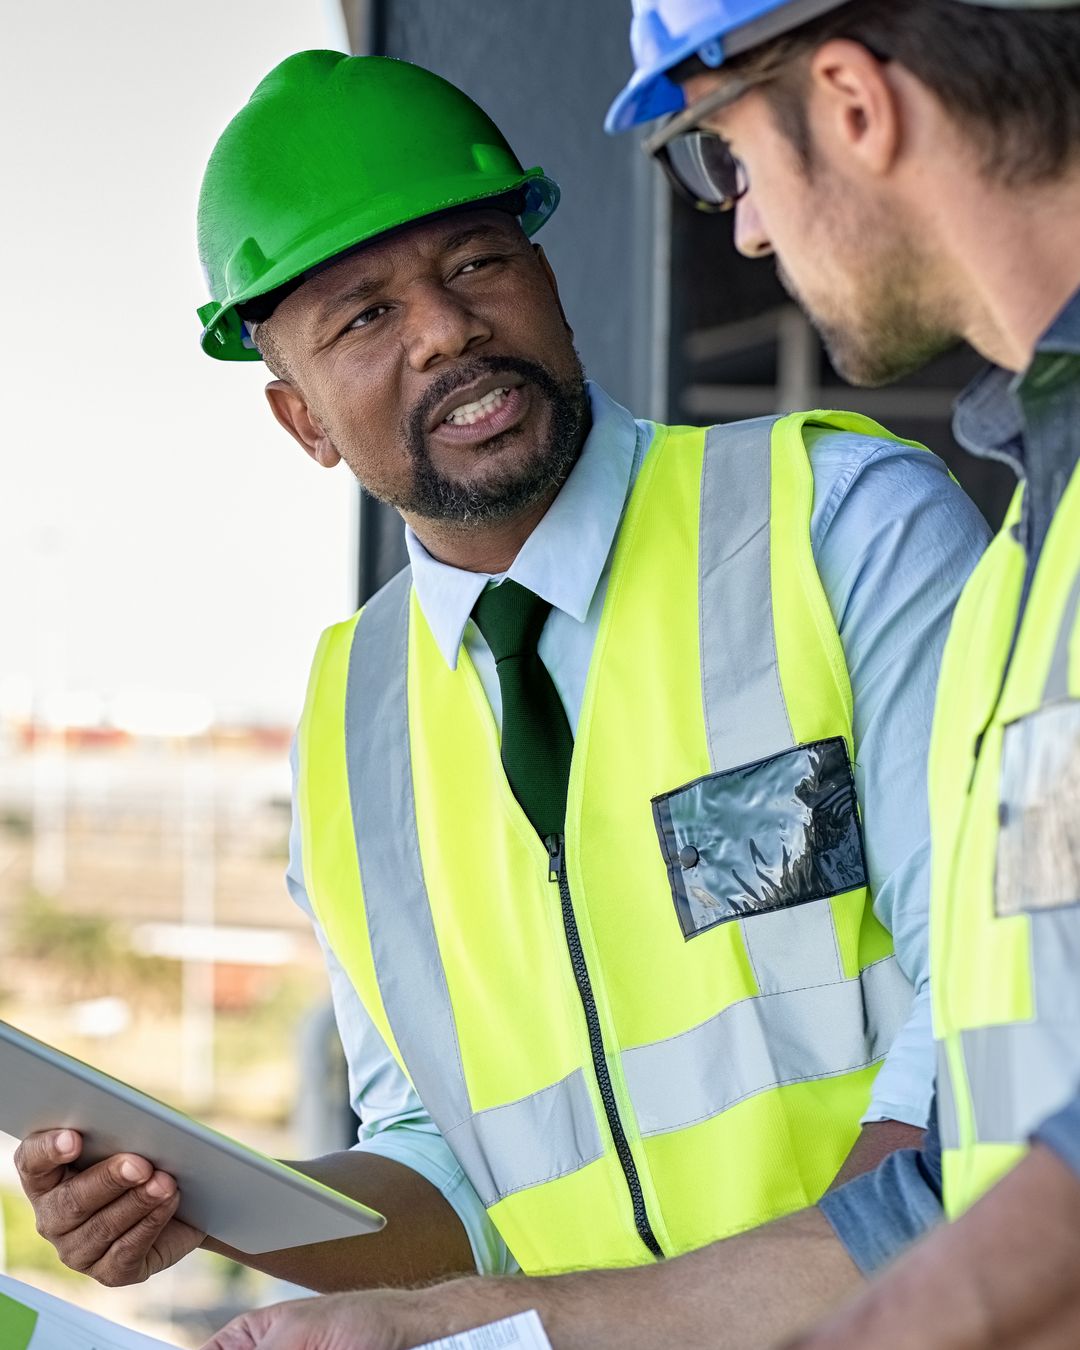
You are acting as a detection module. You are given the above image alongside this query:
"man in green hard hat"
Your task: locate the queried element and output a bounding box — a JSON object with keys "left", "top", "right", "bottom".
{"left": 15, "top": 48, "right": 987, "bottom": 1321}
{"left": 195, "top": 4, "right": 1080, "bottom": 1347}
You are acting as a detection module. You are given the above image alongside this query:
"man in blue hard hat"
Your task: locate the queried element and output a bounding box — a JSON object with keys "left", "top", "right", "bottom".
{"left": 202, "top": 2, "right": 1080, "bottom": 1347}
{"left": 608, "top": 2, "right": 1080, "bottom": 1345}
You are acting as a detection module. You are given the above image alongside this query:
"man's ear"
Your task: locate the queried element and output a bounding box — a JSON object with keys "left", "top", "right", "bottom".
{"left": 264, "top": 381, "right": 342, "bottom": 468}
{"left": 807, "top": 38, "right": 902, "bottom": 178}
{"left": 533, "top": 244, "right": 574, "bottom": 336}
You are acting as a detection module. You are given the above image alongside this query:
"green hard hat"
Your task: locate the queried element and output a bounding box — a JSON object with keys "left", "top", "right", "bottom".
{"left": 196, "top": 51, "right": 561, "bottom": 361}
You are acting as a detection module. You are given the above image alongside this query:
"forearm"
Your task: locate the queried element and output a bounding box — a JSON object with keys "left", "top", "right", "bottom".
{"left": 386, "top": 1205, "right": 861, "bottom": 1350}
{"left": 204, "top": 1150, "right": 474, "bottom": 1291}
{"left": 788, "top": 1143, "right": 1080, "bottom": 1349}
{"left": 829, "top": 1119, "right": 924, "bottom": 1190}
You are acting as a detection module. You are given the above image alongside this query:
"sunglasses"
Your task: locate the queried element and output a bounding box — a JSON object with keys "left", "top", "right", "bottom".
{"left": 643, "top": 76, "right": 756, "bottom": 214}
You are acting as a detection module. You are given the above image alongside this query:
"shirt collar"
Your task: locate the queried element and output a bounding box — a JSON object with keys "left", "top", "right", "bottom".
{"left": 953, "top": 285, "right": 1080, "bottom": 471}
{"left": 405, "top": 381, "right": 642, "bottom": 668}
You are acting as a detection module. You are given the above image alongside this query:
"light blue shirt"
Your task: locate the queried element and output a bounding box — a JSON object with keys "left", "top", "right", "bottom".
{"left": 820, "top": 285, "right": 1080, "bottom": 1275}
{"left": 287, "top": 382, "right": 990, "bottom": 1275}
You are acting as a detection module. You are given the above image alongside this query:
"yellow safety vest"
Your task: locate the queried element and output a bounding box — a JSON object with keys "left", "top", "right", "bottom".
{"left": 931, "top": 456, "right": 1080, "bottom": 1216}
{"left": 297, "top": 413, "right": 915, "bottom": 1274}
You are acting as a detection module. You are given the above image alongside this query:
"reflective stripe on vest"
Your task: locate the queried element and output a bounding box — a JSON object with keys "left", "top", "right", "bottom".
{"left": 300, "top": 412, "right": 916, "bottom": 1271}
{"left": 936, "top": 908, "right": 1080, "bottom": 1150}
{"left": 1045, "top": 567, "right": 1080, "bottom": 703}
{"left": 932, "top": 460, "right": 1080, "bottom": 1215}
{"left": 347, "top": 565, "right": 605, "bottom": 1203}
{"left": 699, "top": 416, "right": 794, "bottom": 765}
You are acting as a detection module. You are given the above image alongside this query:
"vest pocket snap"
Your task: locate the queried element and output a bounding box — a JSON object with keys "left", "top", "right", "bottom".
{"left": 652, "top": 738, "right": 868, "bottom": 941}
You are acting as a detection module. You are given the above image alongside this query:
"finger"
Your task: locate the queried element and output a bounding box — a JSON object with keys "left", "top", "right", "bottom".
{"left": 142, "top": 1210, "right": 206, "bottom": 1278}
{"left": 49, "top": 1171, "right": 177, "bottom": 1272}
{"left": 86, "top": 1190, "right": 184, "bottom": 1286}
{"left": 36, "top": 1154, "right": 159, "bottom": 1239}
{"left": 14, "top": 1129, "right": 82, "bottom": 1200}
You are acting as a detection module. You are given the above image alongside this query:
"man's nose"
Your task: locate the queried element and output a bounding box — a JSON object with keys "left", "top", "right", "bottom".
{"left": 733, "top": 193, "right": 774, "bottom": 260}
{"left": 403, "top": 286, "right": 491, "bottom": 370}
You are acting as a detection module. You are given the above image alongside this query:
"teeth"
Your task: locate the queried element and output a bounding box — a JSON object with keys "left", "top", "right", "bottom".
{"left": 444, "top": 386, "right": 511, "bottom": 426}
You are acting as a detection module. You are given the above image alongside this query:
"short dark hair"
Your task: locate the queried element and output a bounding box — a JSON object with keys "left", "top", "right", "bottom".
{"left": 684, "top": 0, "right": 1080, "bottom": 186}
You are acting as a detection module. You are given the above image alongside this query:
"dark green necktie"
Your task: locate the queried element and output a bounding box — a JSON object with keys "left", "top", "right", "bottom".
{"left": 472, "top": 579, "right": 573, "bottom": 841}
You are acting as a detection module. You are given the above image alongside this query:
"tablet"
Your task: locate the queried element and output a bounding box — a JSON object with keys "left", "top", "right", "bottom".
{"left": 0, "top": 1018, "right": 385, "bottom": 1253}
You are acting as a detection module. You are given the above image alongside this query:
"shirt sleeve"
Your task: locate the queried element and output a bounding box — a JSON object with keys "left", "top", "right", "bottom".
{"left": 821, "top": 1080, "right": 1080, "bottom": 1276}
{"left": 819, "top": 1094, "right": 945, "bottom": 1274}
{"left": 285, "top": 744, "right": 517, "bottom": 1276}
{"left": 808, "top": 430, "right": 991, "bottom": 1128}
{"left": 1033, "top": 1090, "right": 1080, "bottom": 1179}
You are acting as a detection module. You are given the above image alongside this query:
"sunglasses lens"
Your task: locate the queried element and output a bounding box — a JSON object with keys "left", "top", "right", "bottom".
{"left": 664, "top": 132, "right": 744, "bottom": 212}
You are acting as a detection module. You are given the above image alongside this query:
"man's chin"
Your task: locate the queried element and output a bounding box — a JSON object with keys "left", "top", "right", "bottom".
{"left": 399, "top": 366, "right": 587, "bottom": 524}
{"left": 404, "top": 443, "right": 576, "bottom": 525}
{"left": 818, "top": 320, "right": 959, "bottom": 389}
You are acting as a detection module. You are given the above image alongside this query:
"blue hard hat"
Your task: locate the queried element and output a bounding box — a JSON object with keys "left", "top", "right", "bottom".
{"left": 605, "top": 0, "right": 840, "bottom": 133}
{"left": 605, "top": 0, "right": 1080, "bottom": 134}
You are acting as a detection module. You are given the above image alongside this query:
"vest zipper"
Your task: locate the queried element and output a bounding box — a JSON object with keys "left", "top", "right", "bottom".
{"left": 545, "top": 832, "right": 664, "bottom": 1261}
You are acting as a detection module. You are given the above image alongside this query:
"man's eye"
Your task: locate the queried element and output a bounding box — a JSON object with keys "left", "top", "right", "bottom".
{"left": 457, "top": 255, "right": 501, "bottom": 276}
{"left": 347, "top": 304, "right": 390, "bottom": 330}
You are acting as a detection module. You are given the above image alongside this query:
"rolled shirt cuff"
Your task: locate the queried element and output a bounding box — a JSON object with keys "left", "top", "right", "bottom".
{"left": 818, "top": 1144, "right": 944, "bottom": 1276}
{"left": 1032, "top": 1090, "right": 1080, "bottom": 1181}
{"left": 351, "top": 1129, "right": 518, "bottom": 1276}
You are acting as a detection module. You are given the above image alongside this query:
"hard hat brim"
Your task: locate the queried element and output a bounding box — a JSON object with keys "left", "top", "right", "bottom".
{"left": 199, "top": 170, "right": 560, "bottom": 362}
{"left": 606, "top": 0, "right": 853, "bottom": 133}
{"left": 605, "top": 69, "right": 687, "bottom": 134}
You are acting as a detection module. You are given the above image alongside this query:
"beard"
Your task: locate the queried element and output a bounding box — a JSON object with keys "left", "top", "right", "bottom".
{"left": 776, "top": 204, "right": 959, "bottom": 388}
{"left": 384, "top": 351, "right": 589, "bottom": 524}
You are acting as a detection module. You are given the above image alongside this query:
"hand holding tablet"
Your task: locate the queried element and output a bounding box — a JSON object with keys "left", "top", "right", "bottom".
{"left": 0, "top": 1018, "right": 384, "bottom": 1275}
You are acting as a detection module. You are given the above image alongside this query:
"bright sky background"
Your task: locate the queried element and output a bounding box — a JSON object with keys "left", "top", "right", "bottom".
{"left": 2, "top": 1, "right": 359, "bottom": 728}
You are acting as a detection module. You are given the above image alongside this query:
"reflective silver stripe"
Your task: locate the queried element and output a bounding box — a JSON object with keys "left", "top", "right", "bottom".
{"left": 955, "top": 909, "right": 1080, "bottom": 1147}
{"left": 623, "top": 955, "right": 911, "bottom": 1137}
{"left": 1043, "top": 564, "right": 1080, "bottom": 703}
{"left": 936, "top": 1042, "right": 961, "bottom": 1150}
{"left": 446, "top": 1071, "right": 604, "bottom": 1207}
{"left": 348, "top": 570, "right": 471, "bottom": 1127}
{"left": 699, "top": 421, "right": 847, "bottom": 992}
{"left": 959, "top": 1020, "right": 1080, "bottom": 1146}
{"left": 741, "top": 898, "right": 843, "bottom": 994}
{"left": 699, "top": 418, "right": 794, "bottom": 771}
{"left": 347, "top": 570, "right": 603, "bottom": 1206}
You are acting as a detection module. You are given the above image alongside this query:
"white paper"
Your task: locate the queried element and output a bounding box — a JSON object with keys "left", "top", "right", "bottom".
{"left": 415, "top": 1309, "right": 553, "bottom": 1350}
{"left": 0, "top": 1272, "right": 180, "bottom": 1350}
{"left": 0, "top": 1272, "right": 552, "bottom": 1350}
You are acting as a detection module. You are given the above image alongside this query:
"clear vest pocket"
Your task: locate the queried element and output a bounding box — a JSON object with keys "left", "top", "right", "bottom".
{"left": 652, "top": 737, "right": 867, "bottom": 941}
{"left": 997, "top": 699, "right": 1080, "bottom": 917}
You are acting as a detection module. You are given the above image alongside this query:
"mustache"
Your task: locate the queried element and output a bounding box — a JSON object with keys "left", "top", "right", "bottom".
{"left": 406, "top": 354, "right": 562, "bottom": 450}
